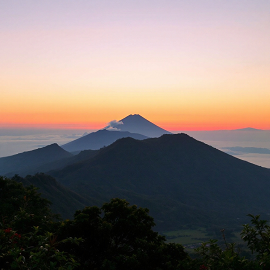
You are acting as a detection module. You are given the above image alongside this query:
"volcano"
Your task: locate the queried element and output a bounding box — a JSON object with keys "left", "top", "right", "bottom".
{"left": 106, "top": 114, "right": 171, "bottom": 137}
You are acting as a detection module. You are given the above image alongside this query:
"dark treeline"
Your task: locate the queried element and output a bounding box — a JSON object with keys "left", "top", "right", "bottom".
{"left": 1, "top": 176, "right": 270, "bottom": 270}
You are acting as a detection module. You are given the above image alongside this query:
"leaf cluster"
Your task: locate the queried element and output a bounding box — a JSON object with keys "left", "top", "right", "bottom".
{"left": 58, "top": 198, "right": 187, "bottom": 270}
{"left": 0, "top": 176, "right": 79, "bottom": 269}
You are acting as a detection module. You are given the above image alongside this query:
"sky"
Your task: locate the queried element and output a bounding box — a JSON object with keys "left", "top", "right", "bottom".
{"left": 1, "top": 0, "right": 270, "bottom": 131}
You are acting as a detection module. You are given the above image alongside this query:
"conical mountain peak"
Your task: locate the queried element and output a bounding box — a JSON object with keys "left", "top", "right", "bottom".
{"left": 107, "top": 114, "right": 171, "bottom": 137}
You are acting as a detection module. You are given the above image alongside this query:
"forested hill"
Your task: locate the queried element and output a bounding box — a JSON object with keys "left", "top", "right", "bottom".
{"left": 50, "top": 133, "right": 270, "bottom": 230}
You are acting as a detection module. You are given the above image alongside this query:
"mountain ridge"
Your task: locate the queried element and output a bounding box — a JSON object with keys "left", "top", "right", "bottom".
{"left": 50, "top": 133, "right": 270, "bottom": 230}
{"left": 61, "top": 129, "right": 148, "bottom": 152}
{"left": 0, "top": 143, "right": 72, "bottom": 176}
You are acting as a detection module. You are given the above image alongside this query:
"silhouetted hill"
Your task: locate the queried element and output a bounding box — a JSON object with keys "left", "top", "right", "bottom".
{"left": 106, "top": 114, "right": 172, "bottom": 137}
{"left": 51, "top": 134, "right": 270, "bottom": 231}
{"left": 61, "top": 129, "right": 148, "bottom": 152}
{"left": 3, "top": 149, "right": 98, "bottom": 177}
{"left": 233, "top": 127, "right": 262, "bottom": 131}
{"left": 0, "top": 144, "right": 72, "bottom": 176}
{"left": 12, "top": 174, "right": 97, "bottom": 219}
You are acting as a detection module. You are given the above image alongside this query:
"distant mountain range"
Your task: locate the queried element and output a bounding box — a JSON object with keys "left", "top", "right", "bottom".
{"left": 1, "top": 114, "right": 171, "bottom": 175}
{"left": 2, "top": 115, "right": 270, "bottom": 231}
{"left": 61, "top": 114, "right": 171, "bottom": 152}
{"left": 62, "top": 129, "right": 148, "bottom": 152}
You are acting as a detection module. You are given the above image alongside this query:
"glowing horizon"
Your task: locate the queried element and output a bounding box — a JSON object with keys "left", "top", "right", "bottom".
{"left": 1, "top": 114, "right": 270, "bottom": 132}
{"left": 1, "top": 1, "right": 270, "bottom": 131}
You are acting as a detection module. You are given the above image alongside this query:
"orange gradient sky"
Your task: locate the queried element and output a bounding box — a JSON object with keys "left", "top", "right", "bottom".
{"left": 1, "top": 1, "right": 270, "bottom": 131}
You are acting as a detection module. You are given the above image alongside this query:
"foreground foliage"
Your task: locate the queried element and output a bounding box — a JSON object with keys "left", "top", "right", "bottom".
{"left": 0, "top": 177, "right": 187, "bottom": 269}
{"left": 0, "top": 176, "right": 79, "bottom": 269}
{"left": 185, "top": 213, "right": 270, "bottom": 269}
{"left": 58, "top": 198, "right": 187, "bottom": 270}
{"left": 2, "top": 176, "right": 270, "bottom": 269}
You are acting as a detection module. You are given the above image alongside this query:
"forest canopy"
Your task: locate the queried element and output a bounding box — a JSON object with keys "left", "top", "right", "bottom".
{"left": 1, "top": 176, "right": 270, "bottom": 270}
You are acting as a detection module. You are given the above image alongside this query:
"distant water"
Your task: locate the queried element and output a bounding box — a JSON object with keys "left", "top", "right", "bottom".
{"left": 0, "top": 128, "right": 269, "bottom": 169}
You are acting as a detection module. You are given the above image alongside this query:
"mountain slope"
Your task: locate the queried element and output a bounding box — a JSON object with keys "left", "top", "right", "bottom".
{"left": 0, "top": 143, "right": 72, "bottom": 176}
{"left": 27, "top": 149, "right": 99, "bottom": 176}
{"left": 107, "top": 114, "right": 171, "bottom": 137}
{"left": 61, "top": 129, "right": 148, "bottom": 152}
{"left": 12, "top": 174, "right": 97, "bottom": 219}
{"left": 51, "top": 134, "right": 270, "bottom": 230}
